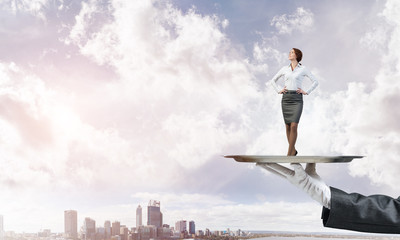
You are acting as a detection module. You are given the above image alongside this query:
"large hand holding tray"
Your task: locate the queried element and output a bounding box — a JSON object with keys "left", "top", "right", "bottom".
{"left": 224, "top": 155, "right": 364, "bottom": 163}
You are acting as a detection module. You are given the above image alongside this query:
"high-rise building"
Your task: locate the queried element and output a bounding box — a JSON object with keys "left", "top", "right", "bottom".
{"left": 64, "top": 210, "right": 78, "bottom": 239}
{"left": 157, "top": 226, "right": 172, "bottom": 238}
{"left": 175, "top": 220, "right": 186, "bottom": 233}
{"left": 138, "top": 225, "right": 156, "bottom": 240}
{"left": 83, "top": 218, "right": 96, "bottom": 240}
{"left": 147, "top": 200, "right": 162, "bottom": 228}
{"left": 120, "top": 226, "right": 129, "bottom": 240}
{"left": 97, "top": 227, "right": 105, "bottom": 240}
{"left": 196, "top": 230, "right": 204, "bottom": 237}
{"left": 112, "top": 221, "right": 120, "bottom": 236}
{"left": 189, "top": 221, "right": 195, "bottom": 235}
{"left": 136, "top": 205, "right": 142, "bottom": 228}
{"left": 104, "top": 221, "right": 111, "bottom": 239}
{"left": 0, "top": 215, "right": 4, "bottom": 240}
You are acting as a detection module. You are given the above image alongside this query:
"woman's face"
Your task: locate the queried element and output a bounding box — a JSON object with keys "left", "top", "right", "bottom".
{"left": 288, "top": 49, "right": 297, "bottom": 61}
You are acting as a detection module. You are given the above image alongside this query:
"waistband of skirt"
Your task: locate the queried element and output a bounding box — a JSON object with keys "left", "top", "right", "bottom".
{"left": 284, "top": 90, "right": 299, "bottom": 94}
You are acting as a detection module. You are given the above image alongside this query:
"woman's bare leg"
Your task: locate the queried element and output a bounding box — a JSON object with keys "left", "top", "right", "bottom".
{"left": 285, "top": 124, "right": 291, "bottom": 144}
{"left": 287, "top": 122, "right": 298, "bottom": 156}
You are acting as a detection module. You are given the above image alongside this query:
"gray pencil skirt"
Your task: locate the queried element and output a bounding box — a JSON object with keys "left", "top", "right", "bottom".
{"left": 281, "top": 91, "right": 303, "bottom": 124}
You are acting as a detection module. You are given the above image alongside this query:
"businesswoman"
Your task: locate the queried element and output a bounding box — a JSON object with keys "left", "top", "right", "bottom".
{"left": 270, "top": 48, "right": 318, "bottom": 156}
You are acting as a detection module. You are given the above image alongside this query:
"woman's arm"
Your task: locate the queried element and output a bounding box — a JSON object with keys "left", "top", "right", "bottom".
{"left": 304, "top": 68, "right": 319, "bottom": 94}
{"left": 270, "top": 67, "right": 285, "bottom": 93}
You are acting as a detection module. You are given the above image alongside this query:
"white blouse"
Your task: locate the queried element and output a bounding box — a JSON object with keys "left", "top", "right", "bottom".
{"left": 270, "top": 64, "right": 318, "bottom": 94}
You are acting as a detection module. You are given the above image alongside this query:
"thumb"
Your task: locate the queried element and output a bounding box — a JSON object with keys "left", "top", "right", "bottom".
{"left": 290, "top": 163, "right": 307, "bottom": 179}
{"left": 290, "top": 163, "right": 303, "bottom": 171}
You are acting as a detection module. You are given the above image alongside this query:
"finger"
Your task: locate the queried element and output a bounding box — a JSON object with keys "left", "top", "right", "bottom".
{"left": 305, "top": 163, "right": 316, "bottom": 174}
{"left": 290, "top": 163, "right": 304, "bottom": 172}
{"left": 290, "top": 163, "right": 308, "bottom": 180}
{"left": 305, "top": 163, "right": 322, "bottom": 179}
{"left": 264, "top": 163, "right": 295, "bottom": 177}
{"left": 256, "top": 163, "right": 286, "bottom": 179}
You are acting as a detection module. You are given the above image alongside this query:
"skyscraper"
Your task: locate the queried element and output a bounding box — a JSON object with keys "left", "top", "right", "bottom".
{"left": 136, "top": 205, "right": 142, "bottom": 228}
{"left": 121, "top": 226, "right": 129, "bottom": 240}
{"left": 64, "top": 210, "right": 78, "bottom": 240}
{"left": 189, "top": 221, "right": 195, "bottom": 235}
{"left": 147, "top": 200, "right": 162, "bottom": 228}
{"left": 175, "top": 220, "right": 186, "bottom": 233}
{"left": 111, "top": 221, "right": 120, "bottom": 236}
{"left": 0, "top": 215, "right": 4, "bottom": 240}
{"left": 104, "top": 221, "right": 111, "bottom": 239}
{"left": 83, "top": 218, "right": 96, "bottom": 240}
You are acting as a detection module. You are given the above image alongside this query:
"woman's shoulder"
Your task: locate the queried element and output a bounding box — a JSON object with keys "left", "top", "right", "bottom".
{"left": 298, "top": 64, "right": 310, "bottom": 72}
{"left": 279, "top": 65, "right": 290, "bottom": 71}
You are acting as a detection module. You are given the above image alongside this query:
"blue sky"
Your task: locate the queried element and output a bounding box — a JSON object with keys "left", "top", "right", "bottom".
{"left": 1, "top": 0, "right": 400, "bottom": 235}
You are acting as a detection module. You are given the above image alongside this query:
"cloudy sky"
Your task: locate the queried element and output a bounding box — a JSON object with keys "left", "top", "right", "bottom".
{"left": 1, "top": 0, "right": 400, "bottom": 235}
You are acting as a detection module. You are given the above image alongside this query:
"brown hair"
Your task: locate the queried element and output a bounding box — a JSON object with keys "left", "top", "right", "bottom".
{"left": 293, "top": 48, "right": 303, "bottom": 63}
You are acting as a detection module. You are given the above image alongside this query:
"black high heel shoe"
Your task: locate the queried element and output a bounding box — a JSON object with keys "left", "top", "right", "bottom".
{"left": 295, "top": 150, "right": 298, "bottom": 156}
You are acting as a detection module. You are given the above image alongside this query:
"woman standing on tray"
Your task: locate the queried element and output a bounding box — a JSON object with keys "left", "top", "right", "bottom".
{"left": 270, "top": 48, "right": 318, "bottom": 156}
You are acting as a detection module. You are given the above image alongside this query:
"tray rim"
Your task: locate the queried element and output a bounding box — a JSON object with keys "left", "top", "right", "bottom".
{"left": 224, "top": 155, "right": 364, "bottom": 163}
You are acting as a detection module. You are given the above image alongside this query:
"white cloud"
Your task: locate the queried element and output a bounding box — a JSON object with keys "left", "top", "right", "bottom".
{"left": 251, "top": 42, "right": 287, "bottom": 75}
{"left": 339, "top": 0, "right": 400, "bottom": 192}
{"left": 0, "top": 62, "right": 132, "bottom": 190}
{"left": 66, "top": 0, "right": 98, "bottom": 45}
{"left": 270, "top": 7, "right": 314, "bottom": 35}
{"left": 64, "top": 0, "right": 261, "bottom": 172}
{"left": 162, "top": 113, "right": 247, "bottom": 169}
{"left": 0, "top": 0, "right": 50, "bottom": 20}
{"left": 360, "top": 25, "right": 390, "bottom": 51}
{"left": 1, "top": 2, "right": 263, "bottom": 232}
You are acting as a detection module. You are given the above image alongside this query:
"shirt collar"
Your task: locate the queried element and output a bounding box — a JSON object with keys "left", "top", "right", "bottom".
{"left": 288, "top": 63, "right": 302, "bottom": 70}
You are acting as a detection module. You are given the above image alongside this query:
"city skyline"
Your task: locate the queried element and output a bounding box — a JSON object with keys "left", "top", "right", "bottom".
{"left": 1, "top": 200, "right": 200, "bottom": 235}
{"left": 1, "top": 200, "right": 202, "bottom": 239}
{"left": 64, "top": 199, "right": 200, "bottom": 240}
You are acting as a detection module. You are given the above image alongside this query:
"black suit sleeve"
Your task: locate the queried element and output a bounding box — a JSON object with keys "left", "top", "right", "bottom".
{"left": 321, "top": 187, "right": 400, "bottom": 234}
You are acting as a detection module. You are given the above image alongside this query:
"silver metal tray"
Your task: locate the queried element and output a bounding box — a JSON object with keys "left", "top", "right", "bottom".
{"left": 224, "top": 155, "right": 364, "bottom": 163}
